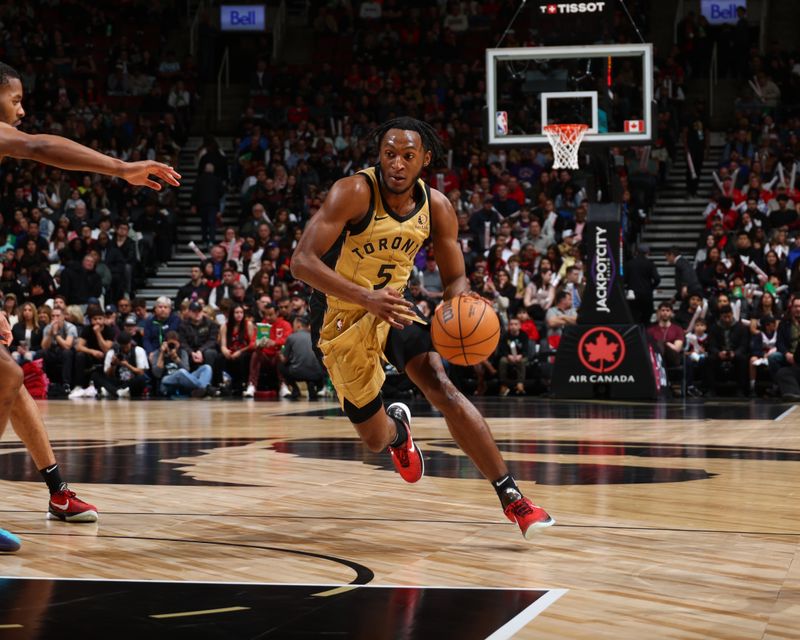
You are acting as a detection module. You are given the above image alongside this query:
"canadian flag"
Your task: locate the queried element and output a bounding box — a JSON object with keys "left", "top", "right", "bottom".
{"left": 624, "top": 120, "right": 645, "bottom": 133}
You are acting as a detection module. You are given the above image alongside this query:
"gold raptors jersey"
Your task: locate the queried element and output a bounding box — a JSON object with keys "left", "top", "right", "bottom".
{"left": 326, "top": 165, "right": 431, "bottom": 311}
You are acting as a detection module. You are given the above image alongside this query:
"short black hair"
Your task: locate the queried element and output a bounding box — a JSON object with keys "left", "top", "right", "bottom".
{"left": 719, "top": 304, "right": 734, "bottom": 314}
{"left": 0, "top": 62, "right": 20, "bottom": 86}
{"left": 369, "top": 117, "right": 445, "bottom": 167}
{"left": 657, "top": 302, "right": 672, "bottom": 310}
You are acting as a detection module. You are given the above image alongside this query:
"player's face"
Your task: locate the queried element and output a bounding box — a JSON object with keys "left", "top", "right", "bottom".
{"left": 379, "top": 129, "right": 430, "bottom": 195}
{"left": 0, "top": 77, "right": 24, "bottom": 127}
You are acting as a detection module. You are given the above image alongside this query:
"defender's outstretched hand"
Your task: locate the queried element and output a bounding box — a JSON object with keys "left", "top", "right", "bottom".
{"left": 122, "top": 160, "right": 181, "bottom": 190}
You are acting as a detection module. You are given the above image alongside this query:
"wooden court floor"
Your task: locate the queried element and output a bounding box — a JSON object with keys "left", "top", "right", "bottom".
{"left": 0, "top": 397, "right": 799, "bottom": 639}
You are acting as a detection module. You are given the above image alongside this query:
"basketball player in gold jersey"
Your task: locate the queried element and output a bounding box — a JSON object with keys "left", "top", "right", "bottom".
{"left": 0, "top": 62, "right": 181, "bottom": 551}
{"left": 292, "top": 117, "right": 553, "bottom": 538}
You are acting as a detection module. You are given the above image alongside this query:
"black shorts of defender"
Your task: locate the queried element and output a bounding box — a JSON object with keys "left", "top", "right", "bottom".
{"left": 343, "top": 318, "right": 433, "bottom": 424}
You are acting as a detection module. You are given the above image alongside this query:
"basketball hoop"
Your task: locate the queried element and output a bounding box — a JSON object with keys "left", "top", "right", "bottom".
{"left": 543, "top": 124, "right": 589, "bottom": 170}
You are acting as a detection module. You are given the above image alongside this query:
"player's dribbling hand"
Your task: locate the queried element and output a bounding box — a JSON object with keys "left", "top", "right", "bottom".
{"left": 365, "top": 288, "right": 415, "bottom": 330}
{"left": 122, "top": 160, "right": 182, "bottom": 190}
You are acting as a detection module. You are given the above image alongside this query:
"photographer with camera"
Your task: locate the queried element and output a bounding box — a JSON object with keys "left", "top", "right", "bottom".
{"left": 152, "top": 330, "right": 214, "bottom": 398}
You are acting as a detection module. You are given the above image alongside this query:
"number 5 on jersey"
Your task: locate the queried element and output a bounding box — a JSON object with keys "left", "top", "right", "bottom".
{"left": 374, "top": 264, "right": 396, "bottom": 289}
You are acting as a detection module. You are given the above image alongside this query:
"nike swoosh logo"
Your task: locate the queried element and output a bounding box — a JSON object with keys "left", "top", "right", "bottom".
{"left": 45, "top": 465, "right": 58, "bottom": 473}
{"left": 51, "top": 500, "right": 70, "bottom": 510}
{"left": 375, "top": 215, "right": 389, "bottom": 221}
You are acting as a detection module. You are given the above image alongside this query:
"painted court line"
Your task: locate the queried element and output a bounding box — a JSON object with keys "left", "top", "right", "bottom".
{"left": 312, "top": 585, "right": 358, "bottom": 597}
{"left": 150, "top": 606, "right": 250, "bottom": 619}
{"left": 0, "top": 625, "right": 23, "bottom": 629}
{"left": 484, "top": 589, "right": 568, "bottom": 640}
{"left": 775, "top": 405, "right": 798, "bottom": 421}
{"left": 0, "top": 576, "right": 560, "bottom": 591}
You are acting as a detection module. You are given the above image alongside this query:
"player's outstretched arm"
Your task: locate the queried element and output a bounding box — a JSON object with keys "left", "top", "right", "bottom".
{"left": 291, "top": 176, "right": 414, "bottom": 329}
{"left": 430, "top": 189, "right": 471, "bottom": 301}
{"left": 0, "top": 123, "right": 181, "bottom": 190}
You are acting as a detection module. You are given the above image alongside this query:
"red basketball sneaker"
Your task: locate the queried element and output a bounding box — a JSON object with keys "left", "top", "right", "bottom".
{"left": 47, "top": 488, "right": 99, "bottom": 523}
{"left": 386, "top": 402, "right": 424, "bottom": 483}
{"left": 504, "top": 497, "right": 554, "bottom": 539}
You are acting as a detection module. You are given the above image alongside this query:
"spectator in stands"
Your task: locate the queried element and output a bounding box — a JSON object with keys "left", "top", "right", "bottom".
{"left": 93, "top": 332, "right": 149, "bottom": 398}
{"left": 175, "top": 265, "right": 211, "bottom": 307}
{"left": 70, "top": 306, "right": 114, "bottom": 398}
{"left": 270, "top": 315, "right": 324, "bottom": 400}
{"left": 142, "top": 296, "right": 181, "bottom": 357}
{"left": 625, "top": 244, "right": 660, "bottom": 325}
{"left": 665, "top": 246, "right": 701, "bottom": 302}
{"left": 10, "top": 302, "right": 43, "bottom": 365}
{"left": 240, "top": 203, "right": 271, "bottom": 241}
{"left": 191, "top": 163, "right": 226, "bottom": 250}
{"left": 706, "top": 304, "right": 749, "bottom": 396}
{"left": 219, "top": 303, "right": 255, "bottom": 395}
{"left": 684, "top": 118, "right": 708, "bottom": 198}
{"left": 112, "top": 221, "right": 138, "bottom": 296}
{"left": 469, "top": 196, "right": 503, "bottom": 253}
{"left": 219, "top": 226, "right": 245, "bottom": 262}
{"left": 497, "top": 317, "right": 529, "bottom": 397}
{"left": 41, "top": 306, "right": 76, "bottom": 394}
{"left": 206, "top": 245, "right": 227, "bottom": 281}
{"left": 771, "top": 296, "right": 800, "bottom": 378}
{"left": 248, "top": 303, "right": 292, "bottom": 395}
{"left": 749, "top": 315, "right": 777, "bottom": 396}
{"left": 59, "top": 253, "right": 103, "bottom": 307}
{"left": 647, "top": 302, "right": 685, "bottom": 391}
{"left": 545, "top": 291, "right": 577, "bottom": 340}
{"left": 685, "top": 317, "right": 709, "bottom": 397}
{"left": 209, "top": 266, "right": 241, "bottom": 309}
{"left": 179, "top": 301, "right": 220, "bottom": 387}
{"left": 236, "top": 241, "right": 260, "bottom": 282}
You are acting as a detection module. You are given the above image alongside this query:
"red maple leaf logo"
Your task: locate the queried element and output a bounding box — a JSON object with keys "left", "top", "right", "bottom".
{"left": 547, "top": 4, "right": 558, "bottom": 14}
{"left": 583, "top": 332, "right": 619, "bottom": 372}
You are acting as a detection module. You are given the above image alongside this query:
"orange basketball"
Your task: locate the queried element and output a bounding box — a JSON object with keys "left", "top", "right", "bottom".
{"left": 431, "top": 295, "right": 501, "bottom": 366}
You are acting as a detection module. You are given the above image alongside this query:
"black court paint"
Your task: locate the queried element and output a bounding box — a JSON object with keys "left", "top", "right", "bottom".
{"left": 290, "top": 397, "right": 795, "bottom": 421}
{"left": 0, "top": 578, "right": 556, "bottom": 639}
{"left": 3, "top": 434, "right": 800, "bottom": 486}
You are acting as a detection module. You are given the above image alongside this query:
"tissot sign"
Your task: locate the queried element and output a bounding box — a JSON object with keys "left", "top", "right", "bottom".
{"left": 552, "top": 204, "right": 656, "bottom": 399}
{"left": 539, "top": 2, "right": 607, "bottom": 14}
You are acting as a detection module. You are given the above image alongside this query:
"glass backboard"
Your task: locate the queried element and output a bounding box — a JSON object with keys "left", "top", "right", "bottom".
{"left": 486, "top": 43, "right": 653, "bottom": 146}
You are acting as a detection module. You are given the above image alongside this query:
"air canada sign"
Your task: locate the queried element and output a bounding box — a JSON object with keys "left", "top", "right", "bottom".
{"left": 569, "top": 326, "right": 635, "bottom": 383}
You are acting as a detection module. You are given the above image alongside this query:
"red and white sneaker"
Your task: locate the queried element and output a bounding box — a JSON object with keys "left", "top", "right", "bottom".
{"left": 47, "top": 488, "right": 99, "bottom": 523}
{"left": 504, "top": 497, "right": 554, "bottom": 539}
{"left": 386, "top": 402, "right": 424, "bottom": 483}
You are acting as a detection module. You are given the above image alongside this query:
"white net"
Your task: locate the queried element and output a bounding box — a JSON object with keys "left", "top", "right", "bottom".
{"left": 543, "top": 124, "right": 589, "bottom": 170}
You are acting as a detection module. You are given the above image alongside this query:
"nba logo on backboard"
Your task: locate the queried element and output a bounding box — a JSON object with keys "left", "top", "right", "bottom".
{"left": 496, "top": 111, "right": 508, "bottom": 136}
{"left": 624, "top": 120, "right": 645, "bottom": 133}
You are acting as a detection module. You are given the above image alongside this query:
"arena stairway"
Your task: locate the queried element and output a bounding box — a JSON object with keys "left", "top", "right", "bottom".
{"left": 136, "top": 136, "right": 240, "bottom": 307}
{"left": 640, "top": 143, "right": 724, "bottom": 306}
